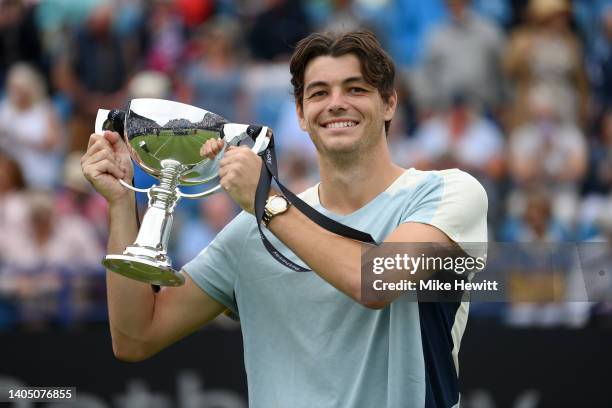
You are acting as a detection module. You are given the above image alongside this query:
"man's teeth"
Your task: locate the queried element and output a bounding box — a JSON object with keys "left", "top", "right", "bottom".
{"left": 325, "top": 121, "right": 357, "bottom": 128}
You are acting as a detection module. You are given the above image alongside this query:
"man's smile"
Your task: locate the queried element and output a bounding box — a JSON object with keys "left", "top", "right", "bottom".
{"left": 320, "top": 119, "right": 360, "bottom": 129}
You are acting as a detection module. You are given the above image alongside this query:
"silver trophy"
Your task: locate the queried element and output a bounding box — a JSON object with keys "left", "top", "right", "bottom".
{"left": 95, "top": 98, "right": 270, "bottom": 286}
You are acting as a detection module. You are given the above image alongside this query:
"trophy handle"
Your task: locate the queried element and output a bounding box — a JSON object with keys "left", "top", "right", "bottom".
{"left": 179, "top": 184, "right": 223, "bottom": 199}
{"left": 178, "top": 126, "right": 271, "bottom": 200}
{"left": 118, "top": 178, "right": 151, "bottom": 194}
{"left": 95, "top": 109, "right": 152, "bottom": 195}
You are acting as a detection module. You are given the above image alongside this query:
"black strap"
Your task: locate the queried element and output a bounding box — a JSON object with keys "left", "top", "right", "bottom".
{"left": 252, "top": 128, "right": 376, "bottom": 272}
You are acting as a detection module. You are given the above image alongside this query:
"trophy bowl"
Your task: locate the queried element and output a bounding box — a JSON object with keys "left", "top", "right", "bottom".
{"left": 124, "top": 98, "right": 227, "bottom": 185}
{"left": 95, "top": 98, "right": 271, "bottom": 286}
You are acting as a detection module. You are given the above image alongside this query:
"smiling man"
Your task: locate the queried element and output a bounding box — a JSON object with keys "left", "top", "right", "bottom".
{"left": 82, "top": 30, "right": 487, "bottom": 408}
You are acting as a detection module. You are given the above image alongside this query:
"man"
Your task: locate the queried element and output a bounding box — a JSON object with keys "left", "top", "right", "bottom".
{"left": 81, "top": 30, "right": 487, "bottom": 408}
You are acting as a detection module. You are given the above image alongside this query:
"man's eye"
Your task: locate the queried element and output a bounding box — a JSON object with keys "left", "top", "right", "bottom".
{"left": 349, "top": 87, "right": 367, "bottom": 94}
{"left": 309, "top": 90, "right": 326, "bottom": 98}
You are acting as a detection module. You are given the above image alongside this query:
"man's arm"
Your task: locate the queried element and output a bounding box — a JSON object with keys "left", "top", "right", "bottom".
{"left": 202, "top": 141, "right": 486, "bottom": 310}
{"left": 106, "top": 198, "right": 225, "bottom": 362}
{"left": 83, "top": 131, "right": 226, "bottom": 361}
{"left": 201, "top": 142, "right": 451, "bottom": 308}
{"left": 266, "top": 209, "right": 451, "bottom": 309}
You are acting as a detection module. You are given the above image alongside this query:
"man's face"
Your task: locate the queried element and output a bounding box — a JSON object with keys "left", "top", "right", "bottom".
{"left": 296, "top": 54, "right": 396, "bottom": 158}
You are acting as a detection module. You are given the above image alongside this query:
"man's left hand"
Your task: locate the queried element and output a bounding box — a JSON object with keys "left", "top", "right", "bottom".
{"left": 218, "top": 145, "right": 262, "bottom": 214}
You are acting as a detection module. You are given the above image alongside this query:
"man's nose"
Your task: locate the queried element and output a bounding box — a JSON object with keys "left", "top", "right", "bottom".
{"left": 327, "top": 89, "right": 348, "bottom": 112}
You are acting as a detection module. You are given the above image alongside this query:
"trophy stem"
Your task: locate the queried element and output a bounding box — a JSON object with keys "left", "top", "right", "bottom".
{"left": 103, "top": 160, "right": 186, "bottom": 286}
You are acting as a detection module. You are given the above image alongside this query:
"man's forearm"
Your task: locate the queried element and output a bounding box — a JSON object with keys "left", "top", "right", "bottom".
{"left": 265, "top": 201, "right": 452, "bottom": 308}
{"left": 267, "top": 206, "right": 363, "bottom": 302}
{"left": 106, "top": 197, "right": 156, "bottom": 343}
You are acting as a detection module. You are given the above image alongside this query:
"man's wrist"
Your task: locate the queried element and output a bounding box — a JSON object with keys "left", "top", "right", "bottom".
{"left": 108, "top": 194, "right": 137, "bottom": 218}
{"left": 263, "top": 194, "right": 290, "bottom": 227}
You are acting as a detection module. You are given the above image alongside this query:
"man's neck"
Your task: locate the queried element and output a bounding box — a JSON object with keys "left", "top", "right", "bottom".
{"left": 317, "top": 143, "right": 405, "bottom": 215}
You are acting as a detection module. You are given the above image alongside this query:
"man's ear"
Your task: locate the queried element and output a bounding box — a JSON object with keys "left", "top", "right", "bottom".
{"left": 296, "top": 103, "right": 307, "bottom": 131}
{"left": 383, "top": 90, "right": 398, "bottom": 122}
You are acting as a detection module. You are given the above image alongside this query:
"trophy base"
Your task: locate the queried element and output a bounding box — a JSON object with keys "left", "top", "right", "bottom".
{"left": 103, "top": 255, "right": 185, "bottom": 287}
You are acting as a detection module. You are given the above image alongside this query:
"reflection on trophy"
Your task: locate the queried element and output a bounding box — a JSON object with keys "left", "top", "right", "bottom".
{"left": 95, "top": 98, "right": 270, "bottom": 286}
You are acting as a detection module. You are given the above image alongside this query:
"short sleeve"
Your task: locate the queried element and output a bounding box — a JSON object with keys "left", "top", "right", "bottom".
{"left": 182, "top": 212, "right": 251, "bottom": 319}
{"left": 403, "top": 170, "right": 488, "bottom": 256}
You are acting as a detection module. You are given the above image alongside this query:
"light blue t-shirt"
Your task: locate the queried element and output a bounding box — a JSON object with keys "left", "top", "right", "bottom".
{"left": 183, "top": 168, "right": 488, "bottom": 408}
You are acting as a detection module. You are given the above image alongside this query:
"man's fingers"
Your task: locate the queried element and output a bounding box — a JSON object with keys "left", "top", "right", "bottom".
{"left": 94, "top": 158, "right": 126, "bottom": 180}
{"left": 85, "top": 137, "right": 113, "bottom": 159}
{"left": 200, "top": 140, "right": 211, "bottom": 158}
{"left": 200, "top": 138, "right": 225, "bottom": 159}
{"left": 86, "top": 148, "right": 121, "bottom": 167}
{"left": 103, "top": 130, "right": 121, "bottom": 143}
{"left": 218, "top": 162, "right": 228, "bottom": 178}
{"left": 209, "top": 139, "right": 224, "bottom": 156}
{"left": 103, "top": 131, "right": 129, "bottom": 154}
{"left": 221, "top": 146, "right": 252, "bottom": 164}
{"left": 227, "top": 145, "right": 249, "bottom": 151}
{"left": 87, "top": 133, "right": 107, "bottom": 150}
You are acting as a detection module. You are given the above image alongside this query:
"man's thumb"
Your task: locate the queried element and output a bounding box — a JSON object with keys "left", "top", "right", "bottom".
{"left": 104, "top": 131, "right": 128, "bottom": 153}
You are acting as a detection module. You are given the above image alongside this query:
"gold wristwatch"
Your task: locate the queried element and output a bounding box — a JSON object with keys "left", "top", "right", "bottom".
{"left": 262, "top": 195, "right": 290, "bottom": 227}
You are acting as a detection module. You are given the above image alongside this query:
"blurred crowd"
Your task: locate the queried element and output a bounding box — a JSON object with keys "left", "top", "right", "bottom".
{"left": 0, "top": 0, "right": 611, "bottom": 329}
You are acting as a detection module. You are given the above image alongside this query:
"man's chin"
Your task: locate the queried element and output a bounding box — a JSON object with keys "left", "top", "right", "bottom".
{"left": 320, "top": 140, "right": 362, "bottom": 158}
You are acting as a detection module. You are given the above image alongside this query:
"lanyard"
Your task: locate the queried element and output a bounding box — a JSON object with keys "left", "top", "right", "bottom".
{"left": 251, "top": 126, "right": 376, "bottom": 272}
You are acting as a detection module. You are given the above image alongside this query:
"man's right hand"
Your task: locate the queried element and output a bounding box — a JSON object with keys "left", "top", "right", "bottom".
{"left": 81, "top": 131, "right": 134, "bottom": 204}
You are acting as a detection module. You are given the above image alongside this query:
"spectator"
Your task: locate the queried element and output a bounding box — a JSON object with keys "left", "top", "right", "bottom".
{"left": 411, "top": 93, "right": 505, "bottom": 220}
{"left": 587, "top": 5, "right": 612, "bottom": 113}
{"left": 0, "top": 152, "right": 29, "bottom": 257}
{"left": 0, "top": 0, "right": 45, "bottom": 88}
{"left": 1, "top": 190, "right": 104, "bottom": 326}
{"left": 174, "top": 0, "right": 214, "bottom": 30}
{"left": 504, "top": 0, "right": 590, "bottom": 129}
{"left": 55, "top": 151, "right": 109, "bottom": 243}
{"left": 0, "top": 152, "right": 28, "bottom": 327}
{"left": 380, "top": 0, "right": 510, "bottom": 69}
{"left": 411, "top": 93, "right": 504, "bottom": 178}
{"left": 182, "top": 18, "right": 246, "bottom": 122}
{"left": 53, "top": 3, "right": 128, "bottom": 152}
{"left": 508, "top": 86, "right": 587, "bottom": 224}
{"left": 500, "top": 188, "right": 570, "bottom": 242}
{"left": 0, "top": 63, "right": 63, "bottom": 189}
{"left": 583, "top": 108, "right": 612, "bottom": 196}
{"left": 502, "top": 189, "right": 571, "bottom": 327}
{"left": 416, "top": 0, "right": 506, "bottom": 112}
{"left": 0, "top": 190, "right": 103, "bottom": 269}
{"left": 247, "top": 0, "right": 311, "bottom": 62}
{"left": 578, "top": 109, "right": 612, "bottom": 239}
{"left": 318, "top": 0, "right": 363, "bottom": 33}
{"left": 571, "top": 0, "right": 612, "bottom": 59}
{"left": 144, "top": 0, "right": 186, "bottom": 74}
{"left": 378, "top": 0, "right": 447, "bottom": 68}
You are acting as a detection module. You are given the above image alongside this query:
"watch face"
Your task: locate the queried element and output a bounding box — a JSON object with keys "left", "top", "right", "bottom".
{"left": 269, "top": 196, "right": 288, "bottom": 213}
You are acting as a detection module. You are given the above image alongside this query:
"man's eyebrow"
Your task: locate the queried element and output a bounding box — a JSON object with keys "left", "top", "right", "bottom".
{"left": 305, "top": 77, "right": 368, "bottom": 93}
{"left": 343, "top": 76, "right": 367, "bottom": 85}
{"left": 305, "top": 81, "right": 328, "bottom": 92}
